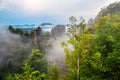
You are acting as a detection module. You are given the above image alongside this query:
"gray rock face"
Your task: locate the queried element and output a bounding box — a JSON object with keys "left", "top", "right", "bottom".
{"left": 35, "top": 27, "right": 42, "bottom": 38}
{"left": 51, "top": 25, "right": 66, "bottom": 38}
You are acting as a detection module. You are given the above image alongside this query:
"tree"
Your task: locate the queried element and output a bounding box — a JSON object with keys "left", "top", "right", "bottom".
{"left": 8, "top": 25, "right": 15, "bottom": 33}
{"left": 93, "top": 14, "right": 120, "bottom": 79}
{"left": 62, "top": 16, "right": 93, "bottom": 80}
{"left": 15, "top": 28, "right": 24, "bottom": 35}
{"left": 4, "top": 61, "right": 47, "bottom": 80}
{"left": 8, "top": 26, "right": 32, "bottom": 36}
{"left": 26, "top": 49, "right": 48, "bottom": 73}
{"left": 48, "top": 65, "right": 61, "bottom": 80}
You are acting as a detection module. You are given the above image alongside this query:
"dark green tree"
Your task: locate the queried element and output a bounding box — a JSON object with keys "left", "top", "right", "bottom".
{"left": 26, "top": 49, "right": 48, "bottom": 73}
{"left": 8, "top": 25, "right": 15, "bottom": 33}
{"left": 15, "top": 28, "right": 24, "bottom": 35}
{"left": 4, "top": 61, "right": 47, "bottom": 80}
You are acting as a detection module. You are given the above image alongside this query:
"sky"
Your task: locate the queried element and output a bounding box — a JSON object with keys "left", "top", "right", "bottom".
{"left": 0, "top": 0, "right": 120, "bottom": 25}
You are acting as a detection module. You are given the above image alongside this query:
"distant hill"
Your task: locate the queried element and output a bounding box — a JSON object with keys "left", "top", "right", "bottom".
{"left": 41, "top": 23, "right": 52, "bottom": 26}
{"left": 9, "top": 24, "right": 37, "bottom": 33}
{"left": 3, "top": 23, "right": 54, "bottom": 33}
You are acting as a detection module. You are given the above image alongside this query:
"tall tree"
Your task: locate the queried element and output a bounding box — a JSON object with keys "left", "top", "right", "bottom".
{"left": 62, "top": 16, "right": 93, "bottom": 80}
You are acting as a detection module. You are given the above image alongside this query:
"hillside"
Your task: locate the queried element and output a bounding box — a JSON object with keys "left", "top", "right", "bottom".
{"left": 96, "top": 1, "right": 120, "bottom": 19}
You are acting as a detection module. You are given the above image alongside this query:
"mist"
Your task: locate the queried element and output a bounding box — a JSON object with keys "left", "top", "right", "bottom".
{"left": 45, "top": 34, "right": 68, "bottom": 75}
{"left": 0, "top": 25, "right": 68, "bottom": 75}
{"left": 0, "top": 27, "right": 32, "bottom": 70}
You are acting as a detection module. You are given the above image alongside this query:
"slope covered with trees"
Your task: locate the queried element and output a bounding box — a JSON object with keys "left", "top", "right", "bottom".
{"left": 96, "top": 1, "right": 120, "bottom": 19}
{"left": 62, "top": 15, "right": 120, "bottom": 80}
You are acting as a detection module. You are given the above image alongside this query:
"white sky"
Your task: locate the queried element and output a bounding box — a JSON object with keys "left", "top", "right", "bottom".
{"left": 0, "top": 0, "right": 120, "bottom": 24}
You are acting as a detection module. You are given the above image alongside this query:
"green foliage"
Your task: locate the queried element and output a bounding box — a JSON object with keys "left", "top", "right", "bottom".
{"left": 0, "top": 48, "right": 30, "bottom": 79}
{"left": 4, "top": 74, "right": 13, "bottom": 80}
{"left": 8, "top": 25, "right": 31, "bottom": 36}
{"left": 4, "top": 61, "right": 47, "bottom": 80}
{"left": 48, "top": 65, "right": 61, "bottom": 80}
{"left": 2, "top": 49, "right": 48, "bottom": 80}
{"left": 8, "top": 25, "right": 24, "bottom": 35}
{"left": 15, "top": 28, "right": 24, "bottom": 35}
{"left": 62, "top": 15, "right": 120, "bottom": 80}
{"left": 93, "top": 14, "right": 120, "bottom": 79}
{"left": 62, "top": 16, "right": 93, "bottom": 80}
{"left": 26, "top": 49, "right": 48, "bottom": 73}
{"left": 8, "top": 25, "right": 15, "bottom": 33}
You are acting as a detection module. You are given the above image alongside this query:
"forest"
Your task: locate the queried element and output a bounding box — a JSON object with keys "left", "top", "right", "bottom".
{"left": 0, "top": 1, "right": 120, "bottom": 80}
